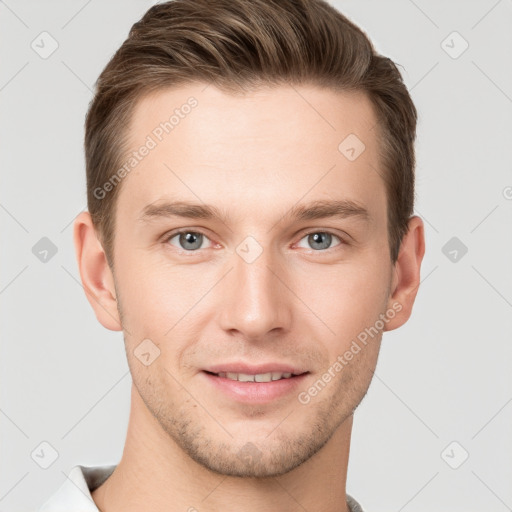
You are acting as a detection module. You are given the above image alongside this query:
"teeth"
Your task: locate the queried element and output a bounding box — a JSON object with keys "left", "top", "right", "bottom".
{"left": 238, "top": 373, "right": 256, "bottom": 382}
{"left": 216, "top": 371, "right": 295, "bottom": 382}
{"left": 255, "top": 373, "right": 272, "bottom": 382}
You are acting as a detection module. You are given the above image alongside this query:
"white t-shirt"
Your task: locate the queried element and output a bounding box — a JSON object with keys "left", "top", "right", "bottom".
{"left": 37, "top": 465, "right": 366, "bottom": 512}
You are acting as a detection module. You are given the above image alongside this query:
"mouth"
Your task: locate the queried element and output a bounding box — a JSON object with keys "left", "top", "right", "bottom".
{"left": 203, "top": 370, "right": 307, "bottom": 382}
{"left": 201, "top": 368, "right": 310, "bottom": 404}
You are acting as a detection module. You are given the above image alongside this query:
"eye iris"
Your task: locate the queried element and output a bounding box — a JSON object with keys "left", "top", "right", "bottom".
{"left": 180, "top": 232, "right": 202, "bottom": 250}
{"left": 309, "top": 232, "right": 331, "bottom": 250}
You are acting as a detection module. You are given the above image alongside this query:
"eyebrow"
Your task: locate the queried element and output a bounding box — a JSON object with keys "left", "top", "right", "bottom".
{"left": 138, "top": 198, "right": 370, "bottom": 225}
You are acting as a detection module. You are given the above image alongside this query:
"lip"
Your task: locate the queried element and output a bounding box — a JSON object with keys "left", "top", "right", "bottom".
{"left": 201, "top": 370, "right": 309, "bottom": 404}
{"left": 204, "top": 362, "right": 307, "bottom": 375}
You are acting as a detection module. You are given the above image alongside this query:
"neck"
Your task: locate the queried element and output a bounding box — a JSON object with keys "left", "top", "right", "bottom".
{"left": 92, "top": 384, "right": 353, "bottom": 512}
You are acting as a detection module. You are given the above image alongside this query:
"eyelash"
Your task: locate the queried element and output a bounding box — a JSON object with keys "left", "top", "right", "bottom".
{"left": 162, "top": 228, "right": 348, "bottom": 254}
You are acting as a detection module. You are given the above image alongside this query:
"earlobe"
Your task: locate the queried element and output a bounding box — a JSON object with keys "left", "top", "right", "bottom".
{"left": 384, "top": 215, "right": 425, "bottom": 332}
{"left": 73, "top": 211, "right": 122, "bottom": 331}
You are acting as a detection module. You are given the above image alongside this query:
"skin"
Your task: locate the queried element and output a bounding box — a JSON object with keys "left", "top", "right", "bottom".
{"left": 74, "top": 83, "right": 425, "bottom": 512}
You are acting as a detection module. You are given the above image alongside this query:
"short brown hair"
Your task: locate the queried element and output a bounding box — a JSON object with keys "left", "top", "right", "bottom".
{"left": 85, "top": 0, "right": 417, "bottom": 267}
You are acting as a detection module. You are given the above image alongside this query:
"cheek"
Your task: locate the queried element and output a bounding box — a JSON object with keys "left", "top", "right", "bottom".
{"left": 115, "top": 258, "right": 207, "bottom": 354}
{"left": 113, "top": 256, "right": 179, "bottom": 339}
{"left": 116, "top": 252, "right": 177, "bottom": 307}
{"left": 292, "top": 257, "right": 391, "bottom": 333}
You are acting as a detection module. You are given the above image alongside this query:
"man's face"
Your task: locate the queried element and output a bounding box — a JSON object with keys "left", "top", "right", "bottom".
{"left": 110, "top": 83, "right": 395, "bottom": 477}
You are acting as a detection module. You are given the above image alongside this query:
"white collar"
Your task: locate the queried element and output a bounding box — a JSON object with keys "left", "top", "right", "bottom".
{"left": 38, "top": 465, "right": 116, "bottom": 511}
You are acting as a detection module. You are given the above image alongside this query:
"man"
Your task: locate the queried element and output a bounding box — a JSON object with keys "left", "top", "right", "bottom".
{"left": 38, "top": 0, "right": 424, "bottom": 510}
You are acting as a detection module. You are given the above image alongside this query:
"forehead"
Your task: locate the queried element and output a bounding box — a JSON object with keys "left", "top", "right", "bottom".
{"left": 127, "top": 82, "right": 379, "bottom": 152}
{"left": 117, "top": 82, "right": 386, "bottom": 227}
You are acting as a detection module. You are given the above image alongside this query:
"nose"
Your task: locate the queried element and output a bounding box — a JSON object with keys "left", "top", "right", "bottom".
{"left": 217, "top": 242, "right": 293, "bottom": 340}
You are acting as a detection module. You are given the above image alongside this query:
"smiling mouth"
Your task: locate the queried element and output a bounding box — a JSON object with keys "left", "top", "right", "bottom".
{"left": 204, "top": 370, "right": 308, "bottom": 382}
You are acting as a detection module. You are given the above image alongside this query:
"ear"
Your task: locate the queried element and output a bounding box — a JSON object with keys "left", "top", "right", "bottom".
{"left": 73, "top": 211, "right": 122, "bottom": 331}
{"left": 384, "top": 215, "right": 425, "bottom": 331}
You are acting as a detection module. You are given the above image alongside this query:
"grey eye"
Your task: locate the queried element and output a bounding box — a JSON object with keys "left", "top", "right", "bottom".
{"left": 168, "top": 231, "right": 211, "bottom": 251}
{"left": 297, "top": 232, "right": 341, "bottom": 251}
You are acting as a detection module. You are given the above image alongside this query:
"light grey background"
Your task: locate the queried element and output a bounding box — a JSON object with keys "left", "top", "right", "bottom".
{"left": 1, "top": 1, "right": 511, "bottom": 510}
